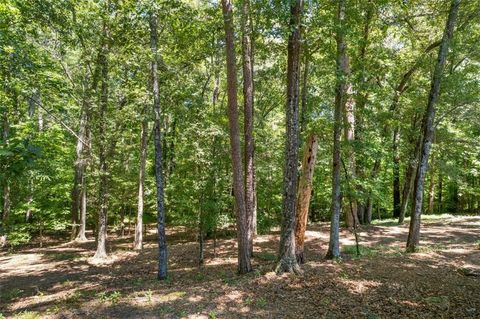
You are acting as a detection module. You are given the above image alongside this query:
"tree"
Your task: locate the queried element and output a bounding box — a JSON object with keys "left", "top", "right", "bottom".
{"left": 326, "top": 0, "right": 346, "bottom": 260}
{"left": 276, "top": 0, "right": 303, "bottom": 274}
{"left": 406, "top": 0, "right": 460, "bottom": 253}
{"left": 93, "top": 17, "right": 110, "bottom": 260}
{"left": 241, "top": 0, "right": 256, "bottom": 253}
{"left": 134, "top": 116, "right": 148, "bottom": 250}
{"left": 221, "top": 0, "right": 252, "bottom": 274}
{"left": 150, "top": 12, "right": 168, "bottom": 280}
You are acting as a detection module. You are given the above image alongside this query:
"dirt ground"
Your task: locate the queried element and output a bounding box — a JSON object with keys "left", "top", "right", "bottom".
{"left": 1, "top": 216, "right": 479, "bottom": 319}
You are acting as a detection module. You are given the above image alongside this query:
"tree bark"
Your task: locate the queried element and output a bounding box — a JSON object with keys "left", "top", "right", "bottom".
{"left": 134, "top": 118, "right": 148, "bottom": 250}
{"left": 241, "top": 0, "right": 256, "bottom": 252}
{"left": 326, "top": 0, "right": 346, "bottom": 260}
{"left": 427, "top": 154, "right": 436, "bottom": 215}
{"left": 2, "top": 113, "right": 10, "bottom": 224}
{"left": 221, "top": 0, "right": 252, "bottom": 274}
{"left": 343, "top": 86, "right": 359, "bottom": 228}
{"left": 294, "top": 134, "right": 318, "bottom": 264}
{"left": 406, "top": 0, "right": 459, "bottom": 252}
{"left": 276, "top": 0, "right": 303, "bottom": 274}
{"left": 150, "top": 13, "right": 168, "bottom": 280}
{"left": 93, "top": 20, "right": 110, "bottom": 260}
{"left": 392, "top": 127, "right": 401, "bottom": 218}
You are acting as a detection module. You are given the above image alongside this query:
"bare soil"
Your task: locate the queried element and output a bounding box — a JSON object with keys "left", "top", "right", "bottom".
{"left": 1, "top": 216, "right": 479, "bottom": 318}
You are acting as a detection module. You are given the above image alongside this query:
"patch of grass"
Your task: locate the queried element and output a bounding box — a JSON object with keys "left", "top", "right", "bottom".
{"left": 256, "top": 252, "right": 276, "bottom": 262}
{"left": 342, "top": 244, "right": 404, "bottom": 258}
{"left": 256, "top": 297, "right": 267, "bottom": 308}
{"left": 97, "top": 290, "right": 122, "bottom": 304}
{"left": 417, "top": 244, "right": 447, "bottom": 253}
{"left": 195, "top": 272, "right": 206, "bottom": 282}
{"left": 12, "top": 311, "right": 40, "bottom": 319}
{"left": 208, "top": 310, "right": 217, "bottom": 319}
{"left": 1, "top": 288, "right": 24, "bottom": 302}
{"left": 475, "top": 240, "right": 480, "bottom": 250}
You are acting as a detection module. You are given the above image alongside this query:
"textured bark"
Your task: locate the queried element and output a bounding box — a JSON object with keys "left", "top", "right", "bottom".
{"left": 437, "top": 173, "right": 443, "bottom": 213}
{"left": 2, "top": 113, "right": 10, "bottom": 224}
{"left": 428, "top": 166, "right": 436, "bottom": 215}
{"left": 134, "top": 118, "right": 148, "bottom": 250}
{"left": 222, "top": 0, "right": 251, "bottom": 274}
{"left": 241, "top": 0, "right": 256, "bottom": 252}
{"left": 343, "top": 85, "right": 359, "bottom": 228}
{"left": 406, "top": 0, "right": 459, "bottom": 252}
{"left": 76, "top": 173, "right": 87, "bottom": 241}
{"left": 326, "top": 0, "right": 346, "bottom": 260}
{"left": 150, "top": 13, "right": 168, "bottom": 280}
{"left": 276, "top": 0, "right": 303, "bottom": 274}
{"left": 299, "top": 50, "right": 310, "bottom": 136}
{"left": 93, "top": 21, "right": 109, "bottom": 260}
{"left": 392, "top": 127, "right": 401, "bottom": 218}
{"left": 294, "top": 134, "right": 318, "bottom": 264}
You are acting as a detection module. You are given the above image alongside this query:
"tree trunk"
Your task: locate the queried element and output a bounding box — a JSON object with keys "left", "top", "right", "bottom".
{"left": 326, "top": 0, "right": 346, "bottom": 260}
{"left": 93, "top": 20, "right": 110, "bottom": 260}
{"left": 427, "top": 155, "right": 436, "bottom": 215}
{"left": 294, "top": 134, "right": 318, "bottom": 264}
{"left": 437, "top": 173, "right": 443, "bottom": 213}
{"left": 406, "top": 0, "right": 459, "bottom": 252}
{"left": 241, "top": 0, "right": 256, "bottom": 252}
{"left": 392, "top": 127, "right": 401, "bottom": 218}
{"left": 343, "top": 85, "right": 359, "bottom": 228}
{"left": 276, "top": 0, "right": 303, "bottom": 274}
{"left": 221, "top": 0, "right": 251, "bottom": 274}
{"left": 2, "top": 112, "right": 10, "bottom": 225}
{"left": 77, "top": 173, "right": 88, "bottom": 241}
{"left": 70, "top": 106, "right": 88, "bottom": 240}
{"left": 134, "top": 118, "right": 148, "bottom": 250}
{"left": 299, "top": 50, "right": 309, "bottom": 136}
{"left": 150, "top": 13, "right": 168, "bottom": 280}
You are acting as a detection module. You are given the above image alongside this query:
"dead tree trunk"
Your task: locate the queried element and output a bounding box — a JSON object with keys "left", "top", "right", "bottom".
{"left": 406, "top": 0, "right": 459, "bottom": 252}
{"left": 221, "top": 0, "right": 251, "bottom": 274}
{"left": 276, "top": 0, "right": 303, "bottom": 274}
{"left": 326, "top": 0, "right": 346, "bottom": 260}
{"left": 294, "top": 134, "right": 318, "bottom": 264}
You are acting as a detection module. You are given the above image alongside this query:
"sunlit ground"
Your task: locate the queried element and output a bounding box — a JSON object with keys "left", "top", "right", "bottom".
{"left": 1, "top": 215, "right": 479, "bottom": 318}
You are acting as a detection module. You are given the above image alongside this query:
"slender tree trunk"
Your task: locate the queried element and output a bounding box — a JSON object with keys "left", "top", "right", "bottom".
{"left": 134, "top": 118, "right": 148, "bottom": 250}
{"left": 2, "top": 113, "right": 10, "bottom": 225}
{"left": 93, "top": 20, "right": 110, "bottom": 260}
{"left": 221, "top": 0, "right": 251, "bottom": 274}
{"left": 326, "top": 0, "right": 346, "bottom": 260}
{"left": 392, "top": 127, "right": 401, "bottom": 218}
{"left": 406, "top": 0, "right": 459, "bottom": 252}
{"left": 343, "top": 86, "right": 359, "bottom": 228}
{"left": 276, "top": 0, "right": 303, "bottom": 274}
{"left": 70, "top": 107, "right": 87, "bottom": 240}
{"left": 294, "top": 134, "right": 318, "bottom": 264}
{"left": 437, "top": 173, "right": 443, "bottom": 213}
{"left": 427, "top": 155, "right": 436, "bottom": 215}
{"left": 77, "top": 174, "right": 88, "bottom": 241}
{"left": 241, "top": 0, "right": 256, "bottom": 253}
{"left": 150, "top": 13, "right": 168, "bottom": 280}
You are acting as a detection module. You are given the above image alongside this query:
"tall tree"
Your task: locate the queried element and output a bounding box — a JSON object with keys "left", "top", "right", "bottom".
{"left": 406, "top": 0, "right": 460, "bottom": 252}
{"left": 150, "top": 12, "right": 168, "bottom": 279}
{"left": 221, "top": 0, "right": 252, "bottom": 274}
{"left": 93, "top": 18, "right": 110, "bottom": 260}
{"left": 276, "top": 0, "right": 303, "bottom": 274}
{"left": 326, "top": 0, "right": 347, "bottom": 260}
{"left": 134, "top": 116, "right": 148, "bottom": 250}
{"left": 241, "top": 0, "right": 256, "bottom": 250}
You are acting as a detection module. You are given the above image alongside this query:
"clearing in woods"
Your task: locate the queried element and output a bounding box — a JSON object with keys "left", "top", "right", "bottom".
{"left": 1, "top": 215, "right": 479, "bottom": 318}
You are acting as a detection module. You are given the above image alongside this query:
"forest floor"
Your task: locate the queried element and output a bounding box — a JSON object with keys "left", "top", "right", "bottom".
{"left": 1, "top": 215, "right": 480, "bottom": 319}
